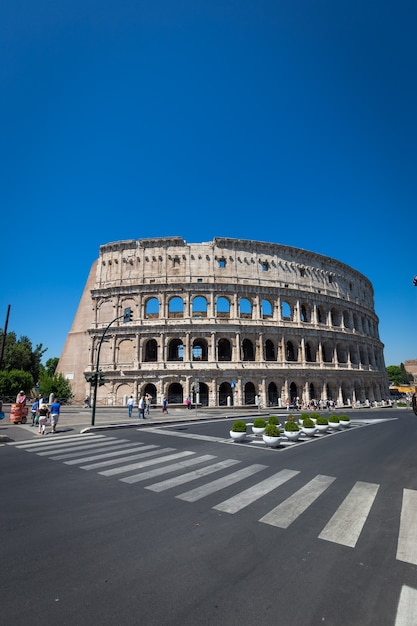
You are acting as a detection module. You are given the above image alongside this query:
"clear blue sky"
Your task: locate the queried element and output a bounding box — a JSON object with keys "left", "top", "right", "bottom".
{"left": 1, "top": 0, "right": 416, "bottom": 368}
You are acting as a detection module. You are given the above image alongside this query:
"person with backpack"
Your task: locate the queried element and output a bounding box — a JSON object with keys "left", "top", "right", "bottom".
{"left": 31, "top": 398, "right": 39, "bottom": 427}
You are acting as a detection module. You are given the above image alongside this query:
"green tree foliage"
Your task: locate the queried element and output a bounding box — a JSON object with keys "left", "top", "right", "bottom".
{"left": 386, "top": 364, "right": 414, "bottom": 386}
{"left": 39, "top": 372, "right": 73, "bottom": 404}
{"left": 1, "top": 330, "right": 46, "bottom": 382}
{"left": 44, "top": 357, "right": 59, "bottom": 377}
{"left": 0, "top": 369, "right": 34, "bottom": 399}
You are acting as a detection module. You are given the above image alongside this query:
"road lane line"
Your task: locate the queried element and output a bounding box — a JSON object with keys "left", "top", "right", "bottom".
{"left": 176, "top": 464, "right": 267, "bottom": 502}
{"left": 214, "top": 469, "right": 300, "bottom": 514}
{"left": 80, "top": 446, "right": 170, "bottom": 470}
{"left": 62, "top": 444, "right": 146, "bottom": 464}
{"left": 260, "top": 474, "right": 336, "bottom": 528}
{"left": 124, "top": 455, "right": 220, "bottom": 485}
{"left": 12, "top": 434, "right": 107, "bottom": 449}
{"left": 145, "top": 458, "right": 239, "bottom": 491}
{"left": 35, "top": 439, "right": 129, "bottom": 456}
{"left": 396, "top": 489, "right": 417, "bottom": 565}
{"left": 318, "top": 481, "right": 379, "bottom": 547}
{"left": 98, "top": 450, "right": 196, "bottom": 476}
{"left": 395, "top": 585, "right": 417, "bottom": 626}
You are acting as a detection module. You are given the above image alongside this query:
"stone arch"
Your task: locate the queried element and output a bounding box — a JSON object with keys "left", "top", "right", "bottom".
{"left": 268, "top": 381, "right": 279, "bottom": 406}
{"left": 168, "top": 297, "right": 184, "bottom": 318}
{"left": 143, "top": 383, "right": 157, "bottom": 405}
{"left": 216, "top": 296, "right": 231, "bottom": 318}
{"left": 167, "top": 382, "right": 183, "bottom": 404}
{"left": 144, "top": 338, "right": 158, "bottom": 362}
{"left": 218, "top": 338, "right": 232, "bottom": 361}
{"left": 192, "top": 338, "right": 208, "bottom": 361}
{"left": 167, "top": 338, "right": 184, "bottom": 361}
{"left": 239, "top": 298, "right": 252, "bottom": 319}
{"left": 192, "top": 296, "right": 207, "bottom": 318}
{"left": 244, "top": 381, "right": 256, "bottom": 404}
{"left": 242, "top": 338, "right": 255, "bottom": 361}
{"left": 261, "top": 299, "right": 273, "bottom": 319}
{"left": 219, "top": 381, "right": 233, "bottom": 406}
{"left": 286, "top": 340, "right": 298, "bottom": 362}
{"left": 265, "top": 339, "right": 275, "bottom": 361}
{"left": 117, "top": 338, "right": 134, "bottom": 365}
{"left": 145, "top": 297, "right": 159, "bottom": 318}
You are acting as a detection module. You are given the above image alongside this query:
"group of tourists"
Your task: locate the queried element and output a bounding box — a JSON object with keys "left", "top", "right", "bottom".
{"left": 126, "top": 394, "right": 169, "bottom": 419}
{"left": 29, "top": 394, "right": 61, "bottom": 435}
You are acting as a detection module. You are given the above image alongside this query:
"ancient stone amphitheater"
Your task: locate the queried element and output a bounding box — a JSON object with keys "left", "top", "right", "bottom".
{"left": 57, "top": 237, "right": 390, "bottom": 407}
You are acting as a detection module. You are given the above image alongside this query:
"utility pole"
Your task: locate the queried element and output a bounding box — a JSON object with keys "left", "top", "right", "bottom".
{"left": 0, "top": 305, "right": 11, "bottom": 371}
{"left": 87, "top": 307, "right": 133, "bottom": 426}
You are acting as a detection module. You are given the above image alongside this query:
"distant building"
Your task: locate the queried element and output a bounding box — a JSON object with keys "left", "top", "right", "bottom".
{"left": 57, "top": 237, "right": 390, "bottom": 406}
{"left": 404, "top": 359, "right": 417, "bottom": 385}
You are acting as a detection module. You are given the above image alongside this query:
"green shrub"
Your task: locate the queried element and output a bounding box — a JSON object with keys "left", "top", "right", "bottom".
{"left": 302, "top": 417, "right": 315, "bottom": 428}
{"left": 300, "top": 412, "right": 310, "bottom": 422}
{"left": 264, "top": 424, "right": 280, "bottom": 437}
{"left": 329, "top": 414, "right": 340, "bottom": 423}
{"left": 231, "top": 420, "right": 247, "bottom": 432}
{"left": 339, "top": 414, "right": 350, "bottom": 422}
{"left": 284, "top": 420, "right": 300, "bottom": 432}
{"left": 253, "top": 418, "right": 266, "bottom": 428}
{"left": 316, "top": 416, "right": 329, "bottom": 425}
{"left": 310, "top": 411, "right": 320, "bottom": 420}
{"left": 268, "top": 415, "right": 279, "bottom": 425}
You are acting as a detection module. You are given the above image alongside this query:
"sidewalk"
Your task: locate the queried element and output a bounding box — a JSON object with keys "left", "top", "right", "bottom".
{"left": 0, "top": 405, "right": 269, "bottom": 442}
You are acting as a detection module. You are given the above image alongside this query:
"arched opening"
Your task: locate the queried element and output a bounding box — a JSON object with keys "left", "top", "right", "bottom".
{"left": 300, "top": 304, "right": 310, "bottom": 322}
{"left": 286, "top": 340, "right": 297, "bottom": 361}
{"left": 289, "top": 381, "right": 298, "bottom": 404}
{"left": 261, "top": 299, "right": 273, "bottom": 319}
{"left": 218, "top": 338, "right": 232, "bottom": 361}
{"left": 281, "top": 301, "right": 291, "bottom": 320}
{"left": 244, "top": 382, "right": 256, "bottom": 405}
{"left": 268, "top": 382, "right": 278, "bottom": 406}
{"left": 143, "top": 383, "right": 157, "bottom": 405}
{"left": 167, "top": 338, "right": 184, "bottom": 361}
{"left": 192, "top": 338, "right": 208, "bottom": 361}
{"left": 239, "top": 298, "right": 252, "bottom": 319}
{"left": 194, "top": 382, "right": 209, "bottom": 406}
{"left": 145, "top": 297, "right": 159, "bottom": 318}
{"left": 219, "top": 381, "right": 233, "bottom": 406}
{"left": 144, "top": 339, "right": 158, "bottom": 362}
{"left": 265, "top": 339, "right": 275, "bottom": 361}
{"left": 242, "top": 338, "right": 255, "bottom": 361}
{"left": 167, "top": 382, "right": 183, "bottom": 404}
{"left": 192, "top": 296, "right": 207, "bottom": 318}
{"left": 168, "top": 297, "right": 184, "bottom": 318}
{"left": 216, "top": 297, "right": 230, "bottom": 318}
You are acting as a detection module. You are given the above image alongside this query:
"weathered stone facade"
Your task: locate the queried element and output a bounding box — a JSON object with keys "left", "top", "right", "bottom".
{"left": 57, "top": 237, "right": 390, "bottom": 407}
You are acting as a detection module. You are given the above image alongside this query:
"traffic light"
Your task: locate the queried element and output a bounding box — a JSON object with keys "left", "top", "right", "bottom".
{"left": 99, "top": 371, "right": 105, "bottom": 386}
{"left": 85, "top": 373, "right": 97, "bottom": 386}
{"left": 123, "top": 307, "right": 133, "bottom": 323}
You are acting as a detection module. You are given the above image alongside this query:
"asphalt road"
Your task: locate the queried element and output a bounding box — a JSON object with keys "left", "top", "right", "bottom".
{"left": 1, "top": 407, "right": 416, "bottom": 625}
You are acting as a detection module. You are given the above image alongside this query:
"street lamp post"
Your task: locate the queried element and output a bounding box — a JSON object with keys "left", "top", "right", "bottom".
{"left": 88, "top": 307, "right": 133, "bottom": 426}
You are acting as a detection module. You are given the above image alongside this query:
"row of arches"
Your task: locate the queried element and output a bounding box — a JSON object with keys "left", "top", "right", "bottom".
{"left": 97, "top": 293, "right": 379, "bottom": 338}
{"left": 104, "top": 334, "right": 383, "bottom": 369}
{"left": 111, "top": 378, "right": 385, "bottom": 407}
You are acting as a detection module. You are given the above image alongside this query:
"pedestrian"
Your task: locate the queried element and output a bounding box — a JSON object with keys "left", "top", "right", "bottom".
{"left": 84, "top": 395, "right": 90, "bottom": 408}
{"left": 185, "top": 396, "right": 191, "bottom": 410}
{"left": 138, "top": 396, "right": 145, "bottom": 419}
{"left": 49, "top": 398, "right": 61, "bottom": 433}
{"left": 127, "top": 395, "right": 134, "bottom": 417}
{"left": 16, "top": 390, "right": 26, "bottom": 404}
{"left": 38, "top": 403, "right": 50, "bottom": 435}
{"left": 31, "top": 398, "right": 39, "bottom": 427}
{"left": 162, "top": 395, "right": 168, "bottom": 414}
{"left": 145, "top": 393, "right": 151, "bottom": 416}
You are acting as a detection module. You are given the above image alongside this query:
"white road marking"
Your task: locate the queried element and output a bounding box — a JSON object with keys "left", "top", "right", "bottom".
{"left": 395, "top": 585, "right": 417, "bottom": 626}
{"left": 260, "top": 474, "right": 336, "bottom": 528}
{"left": 81, "top": 446, "right": 171, "bottom": 470}
{"left": 318, "top": 481, "right": 379, "bottom": 547}
{"left": 214, "top": 469, "right": 300, "bottom": 514}
{"left": 145, "top": 458, "right": 239, "bottom": 491}
{"left": 396, "top": 489, "right": 417, "bottom": 565}
{"left": 98, "top": 450, "right": 196, "bottom": 476}
{"left": 177, "top": 464, "right": 267, "bottom": 502}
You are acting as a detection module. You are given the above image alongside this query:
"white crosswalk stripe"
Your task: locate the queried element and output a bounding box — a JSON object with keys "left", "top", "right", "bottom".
{"left": 7, "top": 436, "right": 417, "bottom": 567}
{"left": 318, "top": 481, "right": 379, "bottom": 547}
{"left": 259, "top": 474, "right": 336, "bottom": 528}
{"left": 144, "top": 458, "right": 239, "bottom": 491}
{"left": 176, "top": 464, "right": 268, "bottom": 502}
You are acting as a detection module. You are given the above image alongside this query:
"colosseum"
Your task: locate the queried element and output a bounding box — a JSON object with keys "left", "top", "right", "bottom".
{"left": 57, "top": 237, "right": 390, "bottom": 408}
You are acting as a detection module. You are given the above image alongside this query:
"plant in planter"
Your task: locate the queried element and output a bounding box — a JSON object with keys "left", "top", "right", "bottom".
{"left": 328, "top": 414, "right": 340, "bottom": 430}
{"left": 252, "top": 417, "right": 267, "bottom": 435}
{"left": 263, "top": 423, "right": 281, "bottom": 448}
{"left": 309, "top": 411, "right": 320, "bottom": 424}
{"left": 301, "top": 416, "right": 317, "bottom": 436}
{"left": 339, "top": 414, "right": 351, "bottom": 428}
{"left": 284, "top": 419, "right": 301, "bottom": 441}
{"left": 299, "top": 411, "right": 310, "bottom": 425}
{"left": 230, "top": 420, "right": 247, "bottom": 441}
{"left": 268, "top": 415, "right": 279, "bottom": 425}
{"left": 316, "top": 416, "right": 329, "bottom": 432}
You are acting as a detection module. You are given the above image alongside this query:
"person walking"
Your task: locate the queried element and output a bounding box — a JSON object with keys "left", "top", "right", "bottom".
{"left": 162, "top": 395, "right": 168, "bottom": 414}
{"left": 138, "top": 396, "right": 145, "bottom": 420}
{"left": 49, "top": 399, "right": 61, "bottom": 433}
{"left": 145, "top": 393, "right": 151, "bottom": 416}
{"left": 127, "top": 395, "right": 134, "bottom": 418}
{"left": 38, "top": 403, "right": 50, "bottom": 435}
{"left": 31, "top": 398, "right": 39, "bottom": 427}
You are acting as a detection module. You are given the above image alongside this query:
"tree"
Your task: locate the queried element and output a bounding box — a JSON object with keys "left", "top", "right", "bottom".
{"left": 0, "top": 369, "right": 34, "bottom": 399}
{"left": 386, "top": 364, "right": 414, "bottom": 386}
{"left": 1, "top": 330, "right": 46, "bottom": 382}
{"left": 44, "top": 357, "right": 59, "bottom": 377}
{"left": 38, "top": 372, "right": 73, "bottom": 404}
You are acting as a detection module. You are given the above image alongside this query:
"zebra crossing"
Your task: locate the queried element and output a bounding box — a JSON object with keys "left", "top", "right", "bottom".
{"left": 7, "top": 433, "right": 417, "bottom": 566}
